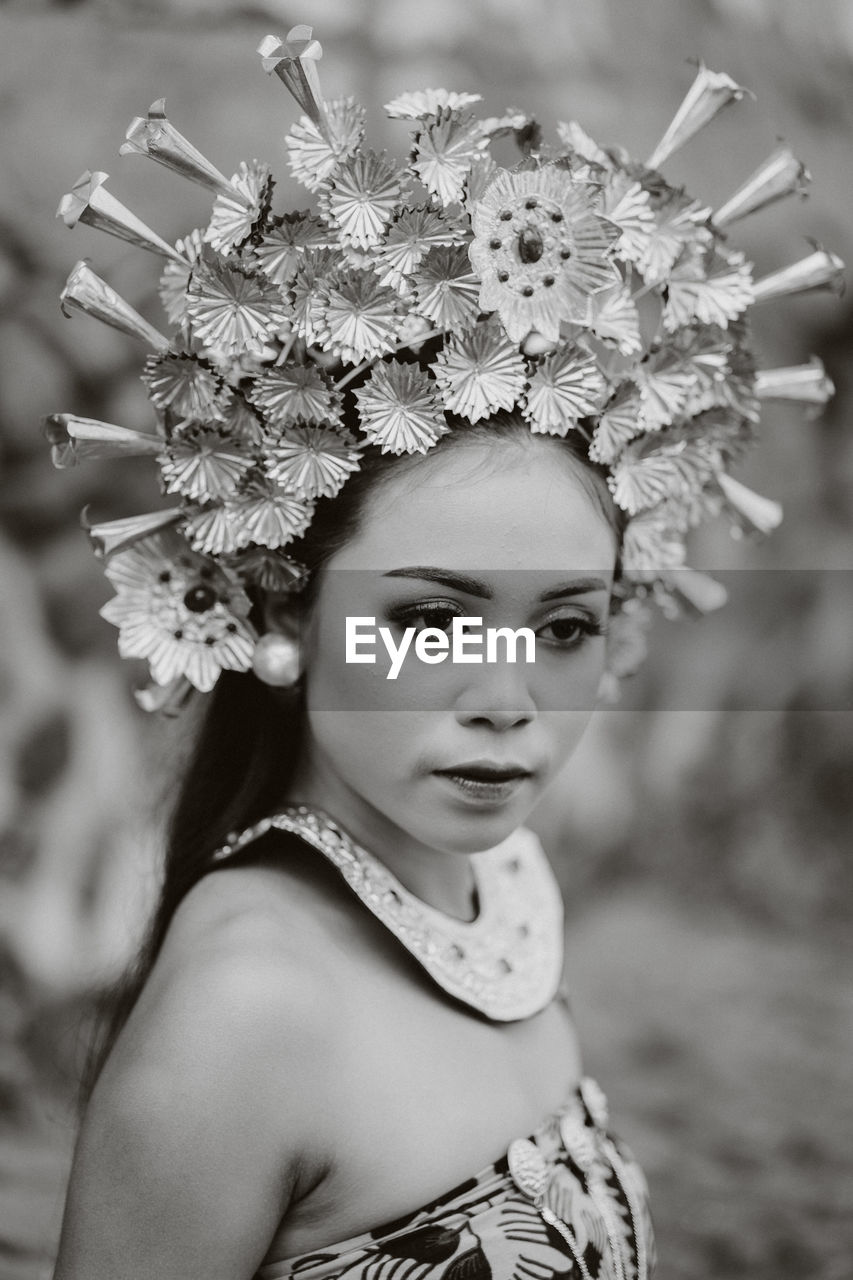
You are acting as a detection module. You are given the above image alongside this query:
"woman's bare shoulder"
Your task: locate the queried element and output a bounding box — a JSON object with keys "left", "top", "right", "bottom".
{"left": 53, "top": 861, "right": 339, "bottom": 1280}
{"left": 115, "top": 858, "right": 342, "bottom": 1094}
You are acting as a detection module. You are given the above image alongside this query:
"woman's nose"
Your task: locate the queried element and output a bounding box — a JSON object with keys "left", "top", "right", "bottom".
{"left": 453, "top": 659, "right": 538, "bottom": 731}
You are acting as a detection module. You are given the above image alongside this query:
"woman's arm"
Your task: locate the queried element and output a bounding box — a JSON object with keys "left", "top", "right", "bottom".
{"left": 53, "top": 880, "right": 334, "bottom": 1280}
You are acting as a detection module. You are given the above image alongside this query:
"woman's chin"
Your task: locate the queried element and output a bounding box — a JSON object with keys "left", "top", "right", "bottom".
{"left": 423, "top": 795, "right": 536, "bottom": 855}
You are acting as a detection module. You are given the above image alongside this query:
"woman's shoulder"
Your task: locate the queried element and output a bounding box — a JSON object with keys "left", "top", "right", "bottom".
{"left": 86, "top": 841, "right": 342, "bottom": 1198}
{"left": 149, "top": 836, "right": 346, "bottom": 1037}
{"left": 99, "top": 834, "right": 347, "bottom": 1105}
{"left": 56, "top": 846, "right": 341, "bottom": 1280}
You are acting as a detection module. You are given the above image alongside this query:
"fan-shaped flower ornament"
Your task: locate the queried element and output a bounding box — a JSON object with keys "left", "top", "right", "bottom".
{"left": 184, "top": 255, "right": 291, "bottom": 355}
{"left": 523, "top": 345, "right": 607, "bottom": 435}
{"left": 322, "top": 151, "right": 407, "bottom": 250}
{"left": 636, "top": 187, "right": 713, "bottom": 285}
{"left": 228, "top": 483, "right": 317, "bottom": 549}
{"left": 668, "top": 325, "right": 739, "bottom": 419}
{"left": 662, "top": 248, "right": 754, "bottom": 331}
{"left": 214, "top": 389, "right": 266, "bottom": 445}
{"left": 185, "top": 483, "right": 315, "bottom": 555}
{"left": 469, "top": 167, "right": 619, "bottom": 342}
{"left": 263, "top": 424, "right": 362, "bottom": 498}
{"left": 252, "top": 211, "right": 332, "bottom": 285}
{"left": 601, "top": 172, "right": 655, "bottom": 265}
{"left": 204, "top": 160, "right": 273, "bottom": 255}
{"left": 159, "top": 429, "right": 256, "bottom": 502}
{"left": 141, "top": 352, "right": 223, "bottom": 423}
{"left": 100, "top": 532, "right": 257, "bottom": 692}
{"left": 589, "top": 384, "right": 643, "bottom": 465}
{"left": 609, "top": 438, "right": 716, "bottom": 515}
{"left": 384, "top": 89, "right": 483, "bottom": 120}
{"left": 585, "top": 283, "right": 642, "bottom": 356}
{"left": 433, "top": 321, "right": 527, "bottom": 422}
{"left": 322, "top": 271, "right": 400, "bottom": 364}
{"left": 412, "top": 246, "right": 481, "bottom": 331}
{"left": 289, "top": 248, "right": 340, "bottom": 348}
{"left": 635, "top": 348, "right": 696, "bottom": 430}
{"left": 620, "top": 507, "right": 687, "bottom": 573}
{"left": 354, "top": 361, "right": 448, "bottom": 454}
{"left": 159, "top": 228, "right": 205, "bottom": 326}
{"left": 411, "top": 110, "right": 490, "bottom": 207}
{"left": 374, "top": 206, "right": 466, "bottom": 292}
{"left": 556, "top": 119, "right": 612, "bottom": 168}
{"left": 285, "top": 95, "right": 366, "bottom": 192}
{"left": 249, "top": 363, "right": 342, "bottom": 428}
{"left": 229, "top": 547, "right": 309, "bottom": 595}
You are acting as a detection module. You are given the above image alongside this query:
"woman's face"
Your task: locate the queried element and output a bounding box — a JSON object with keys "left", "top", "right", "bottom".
{"left": 288, "top": 436, "right": 618, "bottom": 857}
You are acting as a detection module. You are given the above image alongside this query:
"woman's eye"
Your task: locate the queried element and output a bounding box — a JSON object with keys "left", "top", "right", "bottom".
{"left": 537, "top": 614, "right": 606, "bottom": 648}
{"left": 389, "top": 603, "right": 463, "bottom": 635}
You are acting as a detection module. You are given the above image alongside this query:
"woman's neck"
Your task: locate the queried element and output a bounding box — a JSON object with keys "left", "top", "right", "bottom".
{"left": 280, "top": 762, "right": 479, "bottom": 924}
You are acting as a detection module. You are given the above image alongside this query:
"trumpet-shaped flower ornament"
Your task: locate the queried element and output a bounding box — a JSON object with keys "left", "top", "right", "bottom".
{"left": 755, "top": 358, "right": 834, "bottom": 406}
{"left": 714, "top": 147, "right": 811, "bottom": 227}
{"left": 61, "top": 261, "right": 170, "bottom": 351}
{"left": 646, "top": 65, "right": 750, "bottom": 171}
{"left": 57, "top": 170, "right": 187, "bottom": 262}
{"left": 258, "top": 26, "right": 327, "bottom": 130}
{"left": 44, "top": 415, "right": 164, "bottom": 468}
{"left": 752, "top": 247, "right": 845, "bottom": 303}
{"left": 121, "top": 99, "right": 233, "bottom": 195}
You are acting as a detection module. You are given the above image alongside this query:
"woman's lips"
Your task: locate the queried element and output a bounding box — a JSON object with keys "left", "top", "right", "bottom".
{"left": 433, "top": 761, "right": 532, "bottom": 781}
{"left": 432, "top": 763, "right": 533, "bottom": 803}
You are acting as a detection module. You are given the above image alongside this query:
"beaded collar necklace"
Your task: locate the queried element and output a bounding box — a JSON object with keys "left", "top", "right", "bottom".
{"left": 212, "top": 804, "right": 565, "bottom": 1022}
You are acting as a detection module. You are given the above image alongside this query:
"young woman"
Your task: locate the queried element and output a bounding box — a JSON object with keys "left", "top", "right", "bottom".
{"left": 54, "top": 418, "right": 655, "bottom": 1280}
{"left": 48, "top": 24, "right": 838, "bottom": 1280}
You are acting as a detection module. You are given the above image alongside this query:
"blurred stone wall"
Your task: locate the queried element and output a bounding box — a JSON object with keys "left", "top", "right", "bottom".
{"left": 0, "top": 1, "right": 851, "bottom": 1277}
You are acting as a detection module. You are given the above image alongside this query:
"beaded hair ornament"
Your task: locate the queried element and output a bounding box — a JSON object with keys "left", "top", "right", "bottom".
{"left": 48, "top": 25, "right": 842, "bottom": 713}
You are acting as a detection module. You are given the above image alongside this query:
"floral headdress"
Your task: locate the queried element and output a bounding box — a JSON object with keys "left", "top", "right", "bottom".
{"left": 48, "top": 26, "right": 842, "bottom": 712}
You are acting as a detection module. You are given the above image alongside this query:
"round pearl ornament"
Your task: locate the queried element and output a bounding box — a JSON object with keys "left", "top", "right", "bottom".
{"left": 251, "top": 631, "right": 301, "bottom": 687}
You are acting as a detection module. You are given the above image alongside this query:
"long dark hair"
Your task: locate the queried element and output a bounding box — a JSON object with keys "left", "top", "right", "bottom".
{"left": 82, "top": 414, "right": 623, "bottom": 1101}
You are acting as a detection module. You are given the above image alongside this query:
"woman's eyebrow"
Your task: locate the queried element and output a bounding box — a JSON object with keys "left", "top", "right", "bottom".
{"left": 382, "top": 568, "right": 609, "bottom": 600}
